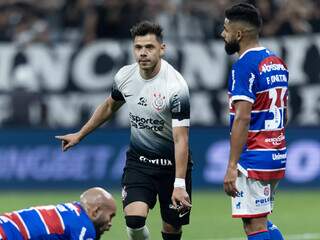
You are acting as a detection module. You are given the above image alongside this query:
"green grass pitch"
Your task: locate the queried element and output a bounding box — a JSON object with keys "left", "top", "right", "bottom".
{"left": 0, "top": 190, "right": 319, "bottom": 240}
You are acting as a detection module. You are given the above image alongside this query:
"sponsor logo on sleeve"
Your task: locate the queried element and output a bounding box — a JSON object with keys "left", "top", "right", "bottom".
{"left": 231, "top": 70, "right": 236, "bottom": 91}
{"left": 249, "top": 73, "right": 255, "bottom": 93}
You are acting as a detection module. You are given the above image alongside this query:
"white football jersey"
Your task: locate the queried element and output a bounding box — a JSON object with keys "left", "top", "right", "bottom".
{"left": 111, "top": 59, "right": 190, "bottom": 165}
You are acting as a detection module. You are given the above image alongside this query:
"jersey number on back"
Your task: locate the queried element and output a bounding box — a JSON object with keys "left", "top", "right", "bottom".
{"left": 265, "top": 88, "right": 286, "bottom": 130}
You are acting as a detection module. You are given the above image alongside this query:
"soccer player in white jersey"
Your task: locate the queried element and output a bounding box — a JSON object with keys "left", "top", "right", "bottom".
{"left": 221, "top": 3, "right": 288, "bottom": 240}
{"left": 56, "top": 21, "right": 192, "bottom": 240}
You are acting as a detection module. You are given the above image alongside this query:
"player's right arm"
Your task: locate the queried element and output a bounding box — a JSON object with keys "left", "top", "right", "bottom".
{"left": 224, "top": 100, "right": 252, "bottom": 197}
{"left": 55, "top": 96, "right": 124, "bottom": 151}
{"left": 224, "top": 63, "right": 256, "bottom": 197}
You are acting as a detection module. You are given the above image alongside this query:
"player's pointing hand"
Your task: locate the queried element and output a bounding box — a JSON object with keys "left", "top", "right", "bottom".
{"left": 55, "top": 132, "right": 81, "bottom": 152}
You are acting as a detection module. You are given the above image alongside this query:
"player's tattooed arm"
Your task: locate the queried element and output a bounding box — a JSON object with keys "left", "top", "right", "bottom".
{"left": 78, "top": 96, "right": 124, "bottom": 138}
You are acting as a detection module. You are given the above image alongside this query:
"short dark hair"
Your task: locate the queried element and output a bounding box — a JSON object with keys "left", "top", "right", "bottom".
{"left": 225, "top": 3, "right": 262, "bottom": 30}
{"left": 130, "top": 21, "right": 163, "bottom": 42}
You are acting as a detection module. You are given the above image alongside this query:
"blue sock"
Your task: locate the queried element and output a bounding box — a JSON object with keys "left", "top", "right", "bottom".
{"left": 267, "top": 220, "right": 284, "bottom": 240}
{"left": 248, "top": 230, "right": 270, "bottom": 240}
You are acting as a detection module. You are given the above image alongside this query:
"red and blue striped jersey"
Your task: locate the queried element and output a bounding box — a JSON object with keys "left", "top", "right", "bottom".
{"left": 0, "top": 202, "right": 96, "bottom": 240}
{"left": 228, "top": 47, "right": 289, "bottom": 180}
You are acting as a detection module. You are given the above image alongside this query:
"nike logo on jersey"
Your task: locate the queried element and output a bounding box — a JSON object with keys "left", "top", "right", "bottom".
{"left": 124, "top": 93, "right": 132, "bottom": 97}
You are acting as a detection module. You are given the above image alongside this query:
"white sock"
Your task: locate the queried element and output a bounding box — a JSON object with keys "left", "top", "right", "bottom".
{"left": 126, "top": 225, "right": 150, "bottom": 240}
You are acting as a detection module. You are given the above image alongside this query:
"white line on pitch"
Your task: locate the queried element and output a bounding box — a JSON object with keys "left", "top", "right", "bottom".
{"left": 199, "top": 233, "right": 320, "bottom": 240}
{"left": 286, "top": 233, "right": 320, "bottom": 240}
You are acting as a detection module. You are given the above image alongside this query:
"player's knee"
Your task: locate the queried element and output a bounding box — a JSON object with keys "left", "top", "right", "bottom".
{"left": 126, "top": 216, "right": 150, "bottom": 240}
{"left": 242, "top": 217, "right": 267, "bottom": 235}
{"left": 125, "top": 216, "right": 146, "bottom": 229}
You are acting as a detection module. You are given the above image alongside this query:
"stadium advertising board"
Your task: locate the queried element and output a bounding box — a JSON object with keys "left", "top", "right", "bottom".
{"left": 0, "top": 128, "right": 319, "bottom": 189}
{"left": 0, "top": 35, "right": 320, "bottom": 128}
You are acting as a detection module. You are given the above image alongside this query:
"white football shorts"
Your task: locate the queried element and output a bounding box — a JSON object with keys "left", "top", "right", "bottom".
{"left": 231, "top": 171, "right": 279, "bottom": 218}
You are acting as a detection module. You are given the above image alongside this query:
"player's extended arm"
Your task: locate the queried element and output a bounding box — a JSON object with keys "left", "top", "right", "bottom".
{"left": 77, "top": 96, "right": 124, "bottom": 138}
{"left": 55, "top": 96, "right": 124, "bottom": 151}
{"left": 171, "top": 126, "right": 192, "bottom": 209}
{"left": 224, "top": 100, "right": 252, "bottom": 197}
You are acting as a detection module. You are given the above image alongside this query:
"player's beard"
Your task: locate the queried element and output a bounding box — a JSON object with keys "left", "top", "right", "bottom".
{"left": 224, "top": 39, "right": 240, "bottom": 55}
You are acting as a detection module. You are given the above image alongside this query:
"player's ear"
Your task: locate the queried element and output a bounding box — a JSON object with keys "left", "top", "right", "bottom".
{"left": 89, "top": 206, "right": 100, "bottom": 219}
{"left": 160, "top": 43, "right": 166, "bottom": 57}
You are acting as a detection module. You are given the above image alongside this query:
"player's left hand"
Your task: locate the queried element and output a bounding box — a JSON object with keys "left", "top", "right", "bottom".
{"left": 171, "top": 187, "right": 192, "bottom": 212}
{"left": 223, "top": 166, "right": 239, "bottom": 197}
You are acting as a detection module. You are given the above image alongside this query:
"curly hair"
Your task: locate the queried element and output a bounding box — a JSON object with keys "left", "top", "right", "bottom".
{"left": 225, "top": 3, "right": 262, "bottom": 30}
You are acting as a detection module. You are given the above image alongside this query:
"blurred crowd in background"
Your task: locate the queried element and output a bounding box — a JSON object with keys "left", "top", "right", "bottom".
{"left": 0, "top": 0, "right": 319, "bottom": 45}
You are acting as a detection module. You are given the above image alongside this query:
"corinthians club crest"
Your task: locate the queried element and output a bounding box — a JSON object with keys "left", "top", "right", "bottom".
{"left": 152, "top": 92, "right": 166, "bottom": 111}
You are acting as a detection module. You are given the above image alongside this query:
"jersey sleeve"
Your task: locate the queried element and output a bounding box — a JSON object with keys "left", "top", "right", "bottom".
{"left": 170, "top": 77, "right": 190, "bottom": 127}
{"left": 230, "top": 62, "right": 256, "bottom": 104}
{"left": 111, "top": 81, "right": 125, "bottom": 101}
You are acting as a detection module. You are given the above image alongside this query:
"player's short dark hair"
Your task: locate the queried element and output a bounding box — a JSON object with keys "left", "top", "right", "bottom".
{"left": 225, "top": 3, "right": 262, "bottom": 30}
{"left": 130, "top": 21, "right": 163, "bottom": 42}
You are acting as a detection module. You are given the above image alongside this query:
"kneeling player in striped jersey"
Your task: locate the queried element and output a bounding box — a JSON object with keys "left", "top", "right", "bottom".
{"left": 0, "top": 187, "right": 116, "bottom": 240}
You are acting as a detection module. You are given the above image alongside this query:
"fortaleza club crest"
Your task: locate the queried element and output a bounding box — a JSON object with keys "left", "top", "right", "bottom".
{"left": 152, "top": 92, "right": 166, "bottom": 111}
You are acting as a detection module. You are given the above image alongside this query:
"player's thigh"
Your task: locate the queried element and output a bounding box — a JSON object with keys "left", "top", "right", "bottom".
{"left": 121, "top": 167, "right": 157, "bottom": 212}
{"left": 158, "top": 169, "right": 192, "bottom": 228}
{"left": 242, "top": 216, "right": 268, "bottom": 234}
{"left": 232, "top": 172, "right": 272, "bottom": 218}
{"left": 124, "top": 201, "right": 149, "bottom": 217}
